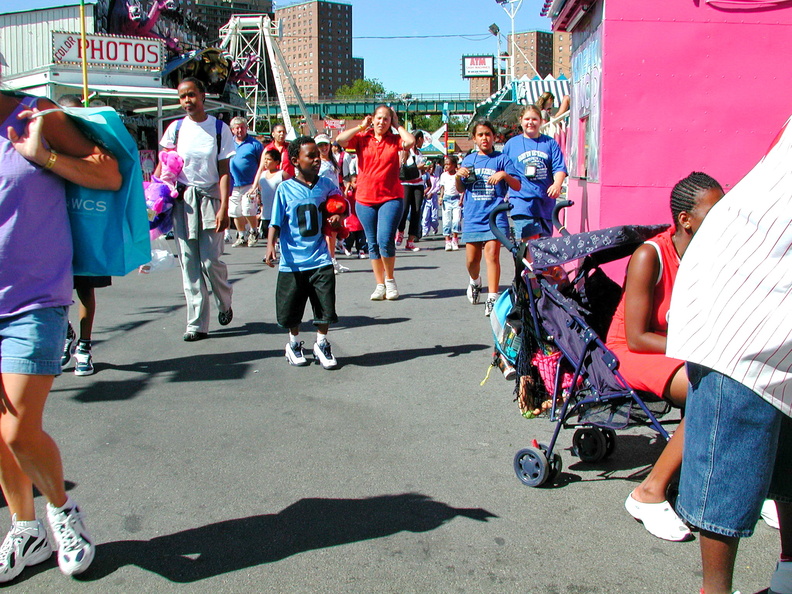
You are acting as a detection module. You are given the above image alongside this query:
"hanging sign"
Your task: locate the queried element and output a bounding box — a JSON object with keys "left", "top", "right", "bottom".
{"left": 52, "top": 31, "right": 164, "bottom": 71}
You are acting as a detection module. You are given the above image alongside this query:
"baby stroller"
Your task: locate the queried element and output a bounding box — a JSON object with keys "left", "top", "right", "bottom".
{"left": 489, "top": 202, "right": 677, "bottom": 487}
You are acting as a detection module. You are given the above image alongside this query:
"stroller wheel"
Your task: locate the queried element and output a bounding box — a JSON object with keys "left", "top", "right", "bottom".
{"left": 513, "top": 447, "right": 549, "bottom": 487}
{"left": 601, "top": 428, "right": 617, "bottom": 458}
{"left": 572, "top": 428, "right": 608, "bottom": 463}
{"left": 539, "top": 443, "right": 563, "bottom": 482}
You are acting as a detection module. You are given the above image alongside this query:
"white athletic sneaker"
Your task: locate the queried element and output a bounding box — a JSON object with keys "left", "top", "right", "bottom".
{"left": 762, "top": 499, "right": 780, "bottom": 529}
{"left": 232, "top": 236, "right": 246, "bottom": 248}
{"left": 451, "top": 237, "right": 459, "bottom": 251}
{"left": 46, "top": 502, "right": 94, "bottom": 576}
{"left": 484, "top": 294, "right": 498, "bottom": 317}
{"left": 0, "top": 515, "right": 52, "bottom": 583}
{"left": 313, "top": 341, "right": 338, "bottom": 369}
{"left": 370, "top": 284, "right": 386, "bottom": 301}
{"left": 466, "top": 279, "right": 481, "bottom": 304}
{"left": 385, "top": 278, "right": 399, "bottom": 300}
{"left": 332, "top": 259, "right": 349, "bottom": 274}
{"left": 285, "top": 341, "right": 309, "bottom": 366}
{"left": 445, "top": 240, "right": 453, "bottom": 251}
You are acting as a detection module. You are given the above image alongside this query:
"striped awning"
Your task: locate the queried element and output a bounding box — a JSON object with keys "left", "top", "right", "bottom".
{"left": 514, "top": 75, "right": 570, "bottom": 108}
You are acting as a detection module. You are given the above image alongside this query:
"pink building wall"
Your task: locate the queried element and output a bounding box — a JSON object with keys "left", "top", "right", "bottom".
{"left": 558, "top": 0, "right": 792, "bottom": 235}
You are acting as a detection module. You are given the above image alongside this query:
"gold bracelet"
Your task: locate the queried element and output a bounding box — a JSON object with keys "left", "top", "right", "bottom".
{"left": 43, "top": 150, "right": 57, "bottom": 170}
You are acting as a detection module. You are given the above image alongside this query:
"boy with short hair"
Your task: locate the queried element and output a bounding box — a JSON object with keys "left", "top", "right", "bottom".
{"left": 265, "top": 137, "right": 345, "bottom": 369}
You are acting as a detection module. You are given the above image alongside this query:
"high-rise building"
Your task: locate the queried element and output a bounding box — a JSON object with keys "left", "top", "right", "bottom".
{"left": 191, "top": 0, "right": 273, "bottom": 43}
{"left": 274, "top": 0, "right": 361, "bottom": 101}
{"left": 468, "top": 29, "right": 570, "bottom": 98}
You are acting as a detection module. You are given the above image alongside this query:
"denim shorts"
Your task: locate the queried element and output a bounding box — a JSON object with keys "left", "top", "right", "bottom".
{"left": 677, "top": 363, "right": 792, "bottom": 538}
{"left": 462, "top": 228, "right": 507, "bottom": 244}
{"left": 0, "top": 306, "right": 68, "bottom": 376}
{"left": 512, "top": 215, "right": 552, "bottom": 240}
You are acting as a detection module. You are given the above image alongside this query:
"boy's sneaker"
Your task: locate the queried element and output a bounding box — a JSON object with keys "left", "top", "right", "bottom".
{"left": 224, "top": 231, "right": 232, "bottom": 243}
{"left": 332, "top": 259, "right": 349, "bottom": 274}
{"left": 46, "top": 502, "right": 94, "bottom": 576}
{"left": 247, "top": 230, "right": 259, "bottom": 248}
{"left": 358, "top": 251, "right": 368, "bottom": 259}
{"left": 370, "top": 284, "right": 386, "bottom": 301}
{"left": 218, "top": 307, "right": 233, "bottom": 326}
{"left": 0, "top": 515, "right": 52, "bottom": 583}
{"left": 285, "top": 341, "right": 309, "bottom": 366}
{"left": 395, "top": 231, "right": 404, "bottom": 247}
{"left": 466, "top": 279, "right": 481, "bottom": 304}
{"left": 451, "top": 238, "right": 459, "bottom": 251}
{"left": 405, "top": 240, "right": 419, "bottom": 252}
{"left": 484, "top": 294, "right": 498, "bottom": 317}
{"left": 445, "top": 240, "right": 453, "bottom": 251}
{"left": 61, "top": 323, "right": 77, "bottom": 369}
{"left": 385, "top": 278, "right": 399, "bottom": 300}
{"left": 313, "top": 341, "right": 337, "bottom": 369}
{"left": 73, "top": 343, "right": 94, "bottom": 377}
{"left": 232, "top": 235, "right": 246, "bottom": 247}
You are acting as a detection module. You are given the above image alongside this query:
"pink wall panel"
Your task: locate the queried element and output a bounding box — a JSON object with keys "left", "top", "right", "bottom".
{"left": 607, "top": 0, "right": 792, "bottom": 26}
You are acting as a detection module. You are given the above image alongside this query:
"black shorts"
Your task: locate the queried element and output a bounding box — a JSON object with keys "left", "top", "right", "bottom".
{"left": 275, "top": 265, "right": 337, "bottom": 328}
{"left": 74, "top": 275, "right": 112, "bottom": 290}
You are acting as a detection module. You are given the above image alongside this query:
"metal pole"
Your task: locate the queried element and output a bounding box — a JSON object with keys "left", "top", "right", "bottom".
{"left": 79, "top": 0, "right": 89, "bottom": 106}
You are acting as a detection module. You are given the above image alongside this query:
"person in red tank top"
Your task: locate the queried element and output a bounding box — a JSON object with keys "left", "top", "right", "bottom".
{"left": 606, "top": 172, "right": 724, "bottom": 542}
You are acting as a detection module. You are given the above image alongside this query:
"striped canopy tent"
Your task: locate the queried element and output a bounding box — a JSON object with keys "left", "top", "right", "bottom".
{"left": 470, "top": 75, "right": 570, "bottom": 131}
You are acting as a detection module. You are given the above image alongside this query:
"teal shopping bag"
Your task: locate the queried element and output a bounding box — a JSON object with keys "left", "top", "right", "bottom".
{"left": 58, "top": 106, "right": 150, "bottom": 276}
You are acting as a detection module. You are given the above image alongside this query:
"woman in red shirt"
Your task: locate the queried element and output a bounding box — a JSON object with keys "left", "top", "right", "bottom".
{"left": 337, "top": 106, "right": 414, "bottom": 300}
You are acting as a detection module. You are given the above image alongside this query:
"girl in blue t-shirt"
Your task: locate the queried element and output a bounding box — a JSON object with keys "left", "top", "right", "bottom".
{"left": 456, "top": 121, "right": 521, "bottom": 316}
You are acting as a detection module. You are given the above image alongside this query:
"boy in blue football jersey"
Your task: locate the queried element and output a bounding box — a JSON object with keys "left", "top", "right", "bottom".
{"left": 265, "top": 137, "right": 346, "bottom": 369}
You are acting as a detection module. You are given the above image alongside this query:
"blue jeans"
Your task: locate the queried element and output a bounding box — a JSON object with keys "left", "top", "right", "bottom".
{"left": 356, "top": 198, "right": 404, "bottom": 260}
{"left": 512, "top": 215, "right": 552, "bottom": 239}
{"left": 677, "top": 363, "right": 792, "bottom": 537}
{"left": 441, "top": 198, "right": 461, "bottom": 236}
{"left": 0, "top": 306, "right": 68, "bottom": 376}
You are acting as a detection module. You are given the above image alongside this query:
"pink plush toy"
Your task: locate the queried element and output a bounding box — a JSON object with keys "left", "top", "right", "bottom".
{"left": 157, "top": 149, "right": 184, "bottom": 197}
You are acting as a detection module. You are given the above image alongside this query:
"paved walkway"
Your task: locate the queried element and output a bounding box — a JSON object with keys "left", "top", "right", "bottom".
{"left": 13, "top": 235, "right": 778, "bottom": 592}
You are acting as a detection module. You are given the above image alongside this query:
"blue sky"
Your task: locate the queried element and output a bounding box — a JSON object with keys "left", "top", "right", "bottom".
{"left": 3, "top": 0, "right": 553, "bottom": 95}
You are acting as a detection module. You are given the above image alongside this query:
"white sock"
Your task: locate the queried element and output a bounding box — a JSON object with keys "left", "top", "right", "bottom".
{"left": 487, "top": 292, "right": 499, "bottom": 302}
{"left": 316, "top": 332, "right": 328, "bottom": 345}
{"left": 470, "top": 276, "right": 481, "bottom": 286}
{"left": 14, "top": 519, "right": 40, "bottom": 531}
{"left": 49, "top": 496, "right": 75, "bottom": 513}
{"left": 289, "top": 332, "right": 299, "bottom": 345}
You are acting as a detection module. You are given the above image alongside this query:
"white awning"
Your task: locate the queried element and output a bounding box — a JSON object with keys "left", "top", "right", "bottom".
{"left": 514, "top": 76, "right": 571, "bottom": 108}
{"left": 57, "top": 82, "right": 178, "bottom": 100}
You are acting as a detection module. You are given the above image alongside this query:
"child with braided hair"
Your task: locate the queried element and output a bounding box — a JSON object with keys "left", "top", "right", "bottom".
{"left": 605, "top": 172, "right": 724, "bottom": 541}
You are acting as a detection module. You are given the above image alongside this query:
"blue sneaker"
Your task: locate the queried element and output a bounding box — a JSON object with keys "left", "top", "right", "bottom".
{"left": 74, "top": 342, "right": 94, "bottom": 377}
{"left": 61, "top": 323, "right": 76, "bottom": 369}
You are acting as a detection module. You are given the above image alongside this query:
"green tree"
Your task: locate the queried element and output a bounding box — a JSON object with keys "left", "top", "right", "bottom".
{"left": 335, "top": 78, "right": 389, "bottom": 99}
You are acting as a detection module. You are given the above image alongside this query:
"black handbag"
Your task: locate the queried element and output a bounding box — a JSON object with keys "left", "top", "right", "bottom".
{"left": 398, "top": 152, "right": 420, "bottom": 180}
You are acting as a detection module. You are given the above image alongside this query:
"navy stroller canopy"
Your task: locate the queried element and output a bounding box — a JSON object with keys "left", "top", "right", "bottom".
{"left": 527, "top": 224, "right": 670, "bottom": 270}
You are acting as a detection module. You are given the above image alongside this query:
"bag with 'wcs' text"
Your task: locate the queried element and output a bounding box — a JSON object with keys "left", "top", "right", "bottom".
{"left": 59, "top": 106, "right": 150, "bottom": 276}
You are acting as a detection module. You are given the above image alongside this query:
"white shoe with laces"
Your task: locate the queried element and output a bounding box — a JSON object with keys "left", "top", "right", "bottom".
{"left": 46, "top": 502, "right": 94, "bottom": 576}
{"left": 0, "top": 515, "right": 52, "bottom": 583}
{"left": 285, "top": 341, "right": 309, "bottom": 366}
{"left": 484, "top": 294, "right": 498, "bottom": 317}
{"left": 385, "top": 278, "right": 399, "bottom": 300}
{"left": 370, "top": 284, "right": 386, "bottom": 301}
{"left": 313, "top": 341, "right": 337, "bottom": 369}
{"left": 466, "top": 279, "right": 481, "bottom": 304}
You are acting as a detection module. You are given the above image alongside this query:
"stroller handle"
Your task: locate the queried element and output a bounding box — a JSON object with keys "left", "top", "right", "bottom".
{"left": 489, "top": 201, "right": 516, "bottom": 253}
{"left": 553, "top": 200, "right": 574, "bottom": 237}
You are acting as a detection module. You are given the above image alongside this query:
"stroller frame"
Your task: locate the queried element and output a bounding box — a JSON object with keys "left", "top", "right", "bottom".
{"left": 489, "top": 202, "right": 679, "bottom": 487}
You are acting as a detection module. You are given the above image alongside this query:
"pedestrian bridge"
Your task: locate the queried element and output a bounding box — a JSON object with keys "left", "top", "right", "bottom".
{"left": 254, "top": 94, "right": 485, "bottom": 119}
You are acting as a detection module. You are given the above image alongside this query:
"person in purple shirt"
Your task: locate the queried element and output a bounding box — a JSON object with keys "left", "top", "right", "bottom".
{"left": 0, "top": 79, "right": 120, "bottom": 582}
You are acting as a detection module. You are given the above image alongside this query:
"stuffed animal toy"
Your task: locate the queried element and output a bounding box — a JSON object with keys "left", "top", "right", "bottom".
{"left": 144, "top": 150, "right": 184, "bottom": 239}
{"left": 323, "top": 195, "right": 349, "bottom": 240}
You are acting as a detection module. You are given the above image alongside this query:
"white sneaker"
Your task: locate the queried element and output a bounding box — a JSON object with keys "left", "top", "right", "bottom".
{"left": 451, "top": 237, "right": 459, "bottom": 251}
{"left": 313, "top": 341, "right": 338, "bottom": 369}
{"left": 285, "top": 341, "right": 309, "bottom": 366}
{"left": 370, "top": 284, "right": 386, "bottom": 301}
{"left": 624, "top": 492, "right": 692, "bottom": 542}
{"left": 445, "top": 240, "right": 453, "bottom": 251}
{"left": 0, "top": 515, "right": 52, "bottom": 583}
{"left": 762, "top": 499, "right": 780, "bottom": 529}
{"left": 466, "top": 278, "right": 481, "bottom": 304}
{"left": 247, "top": 230, "right": 259, "bottom": 248}
{"left": 484, "top": 294, "right": 498, "bottom": 317}
{"left": 332, "top": 259, "right": 349, "bottom": 274}
{"left": 46, "top": 502, "right": 94, "bottom": 576}
{"left": 232, "top": 236, "right": 246, "bottom": 248}
{"left": 385, "top": 278, "right": 399, "bottom": 300}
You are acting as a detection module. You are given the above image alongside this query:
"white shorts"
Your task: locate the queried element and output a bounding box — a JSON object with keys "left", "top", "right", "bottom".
{"left": 229, "top": 184, "right": 258, "bottom": 218}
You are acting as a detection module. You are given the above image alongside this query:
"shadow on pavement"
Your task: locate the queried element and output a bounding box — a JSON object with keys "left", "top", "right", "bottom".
{"left": 79, "top": 493, "right": 497, "bottom": 583}
{"left": 334, "top": 315, "right": 410, "bottom": 330}
{"left": 52, "top": 349, "right": 282, "bottom": 403}
{"left": 339, "top": 343, "right": 490, "bottom": 368}
{"left": 407, "top": 288, "right": 467, "bottom": 300}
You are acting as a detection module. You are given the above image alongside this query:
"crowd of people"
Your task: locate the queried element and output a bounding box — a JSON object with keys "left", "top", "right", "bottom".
{"left": 1, "top": 64, "right": 790, "bottom": 594}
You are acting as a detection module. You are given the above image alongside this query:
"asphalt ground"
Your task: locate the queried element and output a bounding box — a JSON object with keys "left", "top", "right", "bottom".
{"left": 6, "top": 232, "right": 780, "bottom": 593}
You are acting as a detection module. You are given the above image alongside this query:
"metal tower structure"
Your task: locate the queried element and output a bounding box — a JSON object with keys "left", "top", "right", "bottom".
{"left": 219, "top": 14, "right": 316, "bottom": 137}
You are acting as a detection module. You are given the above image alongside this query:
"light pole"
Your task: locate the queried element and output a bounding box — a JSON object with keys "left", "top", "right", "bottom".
{"left": 494, "top": 0, "right": 524, "bottom": 83}
{"left": 488, "top": 23, "right": 502, "bottom": 91}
